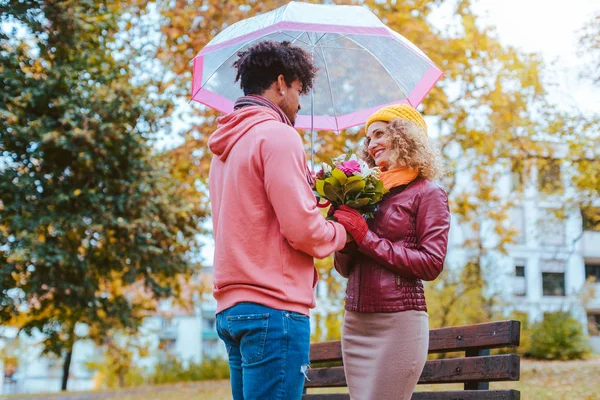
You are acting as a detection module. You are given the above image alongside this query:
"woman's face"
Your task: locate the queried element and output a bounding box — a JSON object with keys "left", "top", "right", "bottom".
{"left": 367, "top": 121, "right": 392, "bottom": 170}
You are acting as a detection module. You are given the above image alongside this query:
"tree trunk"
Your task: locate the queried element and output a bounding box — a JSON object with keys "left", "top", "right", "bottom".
{"left": 118, "top": 369, "right": 126, "bottom": 388}
{"left": 61, "top": 343, "right": 74, "bottom": 391}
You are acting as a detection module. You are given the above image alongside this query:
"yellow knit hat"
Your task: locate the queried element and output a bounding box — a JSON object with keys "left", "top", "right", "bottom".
{"left": 365, "top": 104, "right": 427, "bottom": 135}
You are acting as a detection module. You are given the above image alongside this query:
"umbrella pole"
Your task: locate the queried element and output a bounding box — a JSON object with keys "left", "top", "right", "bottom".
{"left": 310, "top": 86, "right": 315, "bottom": 171}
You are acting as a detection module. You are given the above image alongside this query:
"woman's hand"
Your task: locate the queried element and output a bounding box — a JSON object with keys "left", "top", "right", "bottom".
{"left": 334, "top": 205, "right": 369, "bottom": 245}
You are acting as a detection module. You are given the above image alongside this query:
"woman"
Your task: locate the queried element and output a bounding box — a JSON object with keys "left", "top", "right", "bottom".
{"left": 333, "top": 104, "right": 451, "bottom": 400}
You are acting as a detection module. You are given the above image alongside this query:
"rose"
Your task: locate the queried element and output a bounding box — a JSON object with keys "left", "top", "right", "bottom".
{"left": 336, "top": 160, "right": 361, "bottom": 176}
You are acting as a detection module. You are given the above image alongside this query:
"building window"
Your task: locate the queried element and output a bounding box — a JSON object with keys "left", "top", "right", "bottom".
{"left": 515, "top": 265, "right": 525, "bottom": 277}
{"left": 159, "top": 338, "right": 177, "bottom": 353}
{"left": 513, "top": 262, "right": 526, "bottom": 296}
{"left": 542, "top": 272, "right": 565, "bottom": 296}
{"left": 202, "top": 317, "right": 216, "bottom": 331}
{"left": 585, "top": 264, "right": 600, "bottom": 282}
{"left": 588, "top": 313, "right": 600, "bottom": 336}
{"left": 47, "top": 357, "right": 63, "bottom": 378}
{"left": 537, "top": 158, "right": 563, "bottom": 194}
{"left": 510, "top": 207, "right": 526, "bottom": 244}
{"left": 539, "top": 210, "right": 565, "bottom": 246}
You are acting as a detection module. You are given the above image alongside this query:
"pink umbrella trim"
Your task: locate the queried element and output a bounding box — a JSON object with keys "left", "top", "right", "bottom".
{"left": 191, "top": 67, "right": 443, "bottom": 131}
{"left": 197, "top": 21, "right": 393, "bottom": 56}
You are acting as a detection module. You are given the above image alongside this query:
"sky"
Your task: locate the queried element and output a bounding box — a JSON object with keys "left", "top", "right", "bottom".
{"left": 472, "top": 0, "right": 599, "bottom": 115}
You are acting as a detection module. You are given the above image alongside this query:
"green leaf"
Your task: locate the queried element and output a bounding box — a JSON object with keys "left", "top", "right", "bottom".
{"left": 324, "top": 183, "right": 342, "bottom": 202}
{"left": 347, "top": 175, "right": 363, "bottom": 183}
{"left": 325, "top": 176, "right": 340, "bottom": 187}
{"left": 345, "top": 198, "right": 370, "bottom": 208}
{"left": 315, "top": 180, "right": 326, "bottom": 197}
{"left": 344, "top": 179, "right": 366, "bottom": 196}
{"left": 331, "top": 168, "right": 347, "bottom": 184}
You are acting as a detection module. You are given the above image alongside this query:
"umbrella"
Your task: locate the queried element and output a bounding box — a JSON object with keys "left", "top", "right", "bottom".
{"left": 191, "top": 1, "right": 443, "bottom": 164}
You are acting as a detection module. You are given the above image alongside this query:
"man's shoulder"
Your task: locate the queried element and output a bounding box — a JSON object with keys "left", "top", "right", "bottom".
{"left": 255, "top": 119, "right": 298, "bottom": 134}
{"left": 253, "top": 120, "right": 302, "bottom": 147}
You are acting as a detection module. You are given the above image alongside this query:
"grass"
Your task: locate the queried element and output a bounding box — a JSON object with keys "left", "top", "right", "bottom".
{"left": 3, "top": 357, "right": 599, "bottom": 400}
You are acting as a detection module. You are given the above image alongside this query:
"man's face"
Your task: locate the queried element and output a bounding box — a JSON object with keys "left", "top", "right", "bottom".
{"left": 279, "top": 79, "right": 303, "bottom": 126}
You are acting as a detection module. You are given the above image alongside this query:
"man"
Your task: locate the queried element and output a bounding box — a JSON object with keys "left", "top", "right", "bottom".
{"left": 208, "top": 41, "right": 347, "bottom": 400}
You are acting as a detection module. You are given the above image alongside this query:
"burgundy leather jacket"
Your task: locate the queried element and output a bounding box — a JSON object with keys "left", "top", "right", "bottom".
{"left": 334, "top": 178, "right": 450, "bottom": 313}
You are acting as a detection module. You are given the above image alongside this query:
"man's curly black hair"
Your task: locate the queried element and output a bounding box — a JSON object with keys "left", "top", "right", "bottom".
{"left": 233, "top": 41, "right": 317, "bottom": 96}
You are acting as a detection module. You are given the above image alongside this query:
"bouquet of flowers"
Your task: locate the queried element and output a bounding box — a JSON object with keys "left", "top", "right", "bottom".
{"left": 313, "top": 154, "right": 388, "bottom": 219}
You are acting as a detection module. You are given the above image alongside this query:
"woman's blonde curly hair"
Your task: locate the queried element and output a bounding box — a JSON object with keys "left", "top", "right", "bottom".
{"left": 359, "top": 118, "right": 445, "bottom": 180}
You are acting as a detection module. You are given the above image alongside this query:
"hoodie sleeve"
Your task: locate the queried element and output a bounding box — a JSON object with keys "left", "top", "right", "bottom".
{"left": 261, "top": 124, "right": 346, "bottom": 259}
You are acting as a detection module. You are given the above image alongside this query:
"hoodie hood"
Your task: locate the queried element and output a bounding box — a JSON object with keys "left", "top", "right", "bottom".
{"left": 208, "top": 106, "right": 284, "bottom": 161}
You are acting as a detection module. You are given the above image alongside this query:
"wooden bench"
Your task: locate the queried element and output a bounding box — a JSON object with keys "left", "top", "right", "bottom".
{"left": 303, "top": 320, "right": 521, "bottom": 400}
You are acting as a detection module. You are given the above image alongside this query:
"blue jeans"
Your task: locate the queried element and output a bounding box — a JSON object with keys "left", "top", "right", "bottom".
{"left": 216, "top": 302, "right": 311, "bottom": 400}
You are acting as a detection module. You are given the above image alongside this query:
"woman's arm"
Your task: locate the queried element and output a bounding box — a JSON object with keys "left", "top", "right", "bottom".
{"left": 357, "top": 187, "right": 450, "bottom": 281}
{"left": 333, "top": 241, "right": 357, "bottom": 278}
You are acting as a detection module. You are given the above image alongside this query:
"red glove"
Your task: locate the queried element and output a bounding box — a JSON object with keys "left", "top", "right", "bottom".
{"left": 334, "top": 205, "right": 369, "bottom": 245}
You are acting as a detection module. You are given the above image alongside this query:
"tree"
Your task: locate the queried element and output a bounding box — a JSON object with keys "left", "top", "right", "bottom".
{"left": 572, "top": 10, "right": 600, "bottom": 231}
{"left": 578, "top": 11, "right": 600, "bottom": 85}
{"left": 0, "top": 0, "right": 203, "bottom": 390}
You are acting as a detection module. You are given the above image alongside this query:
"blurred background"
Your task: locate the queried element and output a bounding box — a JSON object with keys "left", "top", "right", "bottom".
{"left": 1, "top": 0, "right": 599, "bottom": 398}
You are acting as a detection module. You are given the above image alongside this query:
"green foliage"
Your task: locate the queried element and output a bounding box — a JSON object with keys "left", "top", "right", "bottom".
{"left": 513, "top": 311, "right": 532, "bottom": 357}
{"left": 88, "top": 358, "right": 146, "bottom": 390}
{"left": 90, "top": 355, "right": 230, "bottom": 389}
{"left": 425, "top": 263, "right": 494, "bottom": 329}
{"left": 149, "top": 357, "right": 230, "bottom": 385}
{"left": 0, "top": 0, "right": 204, "bottom": 389}
{"left": 526, "top": 311, "right": 591, "bottom": 361}
{"left": 311, "top": 256, "right": 346, "bottom": 342}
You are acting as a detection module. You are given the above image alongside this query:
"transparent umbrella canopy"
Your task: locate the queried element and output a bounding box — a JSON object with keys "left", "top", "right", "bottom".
{"left": 191, "top": 1, "right": 443, "bottom": 164}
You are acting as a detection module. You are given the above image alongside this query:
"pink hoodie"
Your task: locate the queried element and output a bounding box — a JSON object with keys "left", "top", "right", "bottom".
{"left": 208, "top": 106, "right": 346, "bottom": 315}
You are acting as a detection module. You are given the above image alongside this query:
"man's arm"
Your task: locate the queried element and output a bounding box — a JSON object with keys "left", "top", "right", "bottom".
{"left": 262, "top": 125, "right": 346, "bottom": 258}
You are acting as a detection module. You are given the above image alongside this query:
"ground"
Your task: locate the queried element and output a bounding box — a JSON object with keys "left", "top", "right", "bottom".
{"left": 3, "top": 357, "right": 599, "bottom": 400}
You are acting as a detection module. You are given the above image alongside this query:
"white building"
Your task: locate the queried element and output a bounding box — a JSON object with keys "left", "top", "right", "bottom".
{"left": 444, "top": 153, "right": 600, "bottom": 352}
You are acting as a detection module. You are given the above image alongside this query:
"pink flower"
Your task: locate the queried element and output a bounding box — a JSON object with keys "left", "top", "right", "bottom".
{"left": 316, "top": 169, "right": 324, "bottom": 179}
{"left": 337, "top": 160, "right": 361, "bottom": 176}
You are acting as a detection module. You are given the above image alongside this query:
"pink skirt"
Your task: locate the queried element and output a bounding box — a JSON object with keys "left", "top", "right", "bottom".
{"left": 342, "top": 310, "right": 429, "bottom": 400}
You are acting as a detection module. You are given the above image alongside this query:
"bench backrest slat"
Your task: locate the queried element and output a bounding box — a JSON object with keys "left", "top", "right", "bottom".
{"left": 305, "top": 354, "right": 519, "bottom": 388}
{"left": 309, "top": 320, "right": 521, "bottom": 363}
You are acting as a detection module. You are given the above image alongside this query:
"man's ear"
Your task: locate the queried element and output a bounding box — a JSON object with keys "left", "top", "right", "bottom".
{"left": 277, "top": 74, "right": 286, "bottom": 94}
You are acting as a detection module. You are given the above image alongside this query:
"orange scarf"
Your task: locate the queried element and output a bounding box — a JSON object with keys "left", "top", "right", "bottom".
{"left": 380, "top": 167, "right": 419, "bottom": 190}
